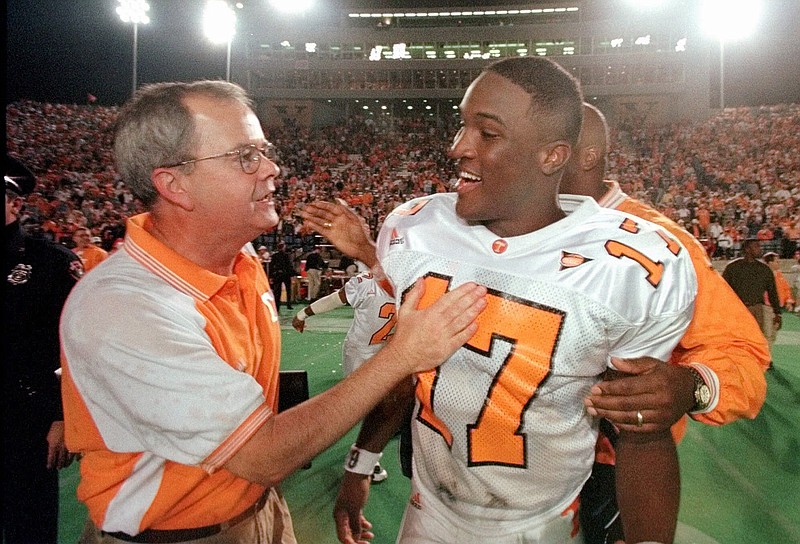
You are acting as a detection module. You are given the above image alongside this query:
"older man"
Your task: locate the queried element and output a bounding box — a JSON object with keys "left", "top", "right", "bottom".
{"left": 60, "top": 81, "right": 486, "bottom": 544}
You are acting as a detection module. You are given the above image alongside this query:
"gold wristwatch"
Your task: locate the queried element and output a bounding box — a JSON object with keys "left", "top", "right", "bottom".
{"left": 688, "top": 367, "right": 711, "bottom": 412}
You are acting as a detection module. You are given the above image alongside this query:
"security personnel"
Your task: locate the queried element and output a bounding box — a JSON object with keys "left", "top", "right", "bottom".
{"left": 3, "top": 155, "right": 81, "bottom": 543}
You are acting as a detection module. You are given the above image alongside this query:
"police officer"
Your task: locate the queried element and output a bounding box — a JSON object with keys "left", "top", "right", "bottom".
{"left": 4, "top": 155, "right": 82, "bottom": 543}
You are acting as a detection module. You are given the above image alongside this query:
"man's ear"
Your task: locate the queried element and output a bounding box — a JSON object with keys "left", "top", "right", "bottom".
{"left": 581, "top": 145, "right": 602, "bottom": 172}
{"left": 11, "top": 196, "right": 25, "bottom": 214}
{"left": 539, "top": 141, "right": 572, "bottom": 176}
{"left": 152, "top": 168, "right": 194, "bottom": 211}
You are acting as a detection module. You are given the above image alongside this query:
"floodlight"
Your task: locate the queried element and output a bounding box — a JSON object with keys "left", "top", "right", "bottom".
{"left": 117, "top": 0, "right": 150, "bottom": 97}
{"left": 203, "top": 1, "right": 236, "bottom": 45}
{"left": 700, "top": 0, "right": 762, "bottom": 42}
{"left": 700, "top": 0, "right": 763, "bottom": 108}
{"left": 203, "top": 1, "right": 236, "bottom": 81}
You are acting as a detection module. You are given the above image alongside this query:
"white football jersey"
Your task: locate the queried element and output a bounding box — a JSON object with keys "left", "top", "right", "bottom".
{"left": 341, "top": 272, "right": 396, "bottom": 375}
{"left": 376, "top": 193, "right": 696, "bottom": 527}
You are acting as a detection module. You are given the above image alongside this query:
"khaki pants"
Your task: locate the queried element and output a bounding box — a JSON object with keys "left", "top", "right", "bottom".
{"left": 306, "top": 269, "right": 322, "bottom": 300}
{"left": 80, "top": 488, "right": 296, "bottom": 544}
{"left": 748, "top": 303, "right": 776, "bottom": 347}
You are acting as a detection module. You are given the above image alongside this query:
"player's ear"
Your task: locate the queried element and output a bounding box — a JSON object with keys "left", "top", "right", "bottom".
{"left": 580, "top": 144, "right": 602, "bottom": 172}
{"left": 539, "top": 141, "right": 572, "bottom": 176}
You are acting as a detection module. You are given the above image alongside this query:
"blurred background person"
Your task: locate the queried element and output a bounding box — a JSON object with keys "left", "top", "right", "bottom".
{"left": 4, "top": 155, "right": 80, "bottom": 544}
{"left": 71, "top": 226, "right": 108, "bottom": 274}
{"left": 723, "top": 240, "right": 782, "bottom": 358}
{"left": 763, "top": 252, "right": 794, "bottom": 312}
{"left": 269, "top": 242, "right": 295, "bottom": 310}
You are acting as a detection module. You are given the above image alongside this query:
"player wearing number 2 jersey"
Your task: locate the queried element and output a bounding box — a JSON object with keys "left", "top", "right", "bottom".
{"left": 293, "top": 272, "right": 398, "bottom": 482}
{"left": 308, "top": 57, "right": 696, "bottom": 544}
{"left": 293, "top": 272, "right": 396, "bottom": 375}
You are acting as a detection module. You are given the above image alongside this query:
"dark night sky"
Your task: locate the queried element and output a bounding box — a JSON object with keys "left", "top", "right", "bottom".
{"left": 6, "top": 0, "right": 800, "bottom": 107}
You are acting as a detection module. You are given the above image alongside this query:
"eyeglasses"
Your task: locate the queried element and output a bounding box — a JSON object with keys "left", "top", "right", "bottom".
{"left": 163, "top": 143, "right": 278, "bottom": 174}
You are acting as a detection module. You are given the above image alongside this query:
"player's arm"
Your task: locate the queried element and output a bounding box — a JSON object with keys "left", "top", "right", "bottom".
{"left": 586, "top": 262, "right": 769, "bottom": 430}
{"left": 225, "top": 280, "right": 486, "bottom": 487}
{"left": 334, "top": 379, "right": 414, "bottom": 544}
{"left": 615, "top": 428, "right": 680, "bottom": 544}
{"left": 293, "top": 288, "right": 349, "bottom": 332}
{"left": 765, "top": 270, "right": 783, "bottom": 330}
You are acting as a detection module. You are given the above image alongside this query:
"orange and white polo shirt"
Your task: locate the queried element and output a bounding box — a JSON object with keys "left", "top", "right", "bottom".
{"left": 61, "top": 213, "right": 281, "bottom": 535}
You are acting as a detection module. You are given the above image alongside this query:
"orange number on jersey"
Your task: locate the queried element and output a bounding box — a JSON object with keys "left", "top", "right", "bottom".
{"left": 619, "top": 217, "right": 640, "bottom": 234}
{"left": 412, "top": 274, "right": 564, "bottom": 467}
{"left": 604, "top": 240, "right": 664, "bottom": 288}
{"left": 411, "top": 275, "right": 453, "bottom": 447}
{"left": 368, "top": 302, "right": 397, "bottom": 345}
{"left": 656, "top": 230, "right": 682, "bottom": 256}
{"left": 393, "top": 199, "right": 431, "bottom": 216}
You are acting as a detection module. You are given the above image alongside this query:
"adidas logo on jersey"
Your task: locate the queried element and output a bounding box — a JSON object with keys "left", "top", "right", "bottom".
{"left": 409, "top": 492, "right": 422, "bottom": 510}
{"left": 389, "top": 228, "right": 405, "bottom": 246}
{"left": 559, "top": 251, "right": 592, "bottom": 270}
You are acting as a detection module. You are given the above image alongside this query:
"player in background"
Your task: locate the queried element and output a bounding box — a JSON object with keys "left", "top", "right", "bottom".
{"left": 304, "top": 57, "right": 697, "bottom": 544}
{"left": 560, "top": 103, "right": 770, "bottom": 544}
{"left": 293, "top": 271, "right": 398, "bottom": 482}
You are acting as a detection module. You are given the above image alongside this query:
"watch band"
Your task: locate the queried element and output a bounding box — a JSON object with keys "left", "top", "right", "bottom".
{"left": 687, "top": 366, "right": 711, "bottom": 412}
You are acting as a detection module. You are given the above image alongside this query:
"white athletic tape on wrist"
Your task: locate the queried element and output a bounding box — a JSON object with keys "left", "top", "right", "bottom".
{"left": 309, "top": 292, "right": 347, "bottom": 315}
{"left": 344, "top": 445, "right": 383, "bottom": 475}
{"left": 295, "top": 309, "right": 308, "bottom": 321}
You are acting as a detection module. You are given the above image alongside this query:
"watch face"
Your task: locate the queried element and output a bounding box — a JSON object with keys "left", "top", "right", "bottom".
{"left": 698, "top": 384, "right": 711, "bottom": 406}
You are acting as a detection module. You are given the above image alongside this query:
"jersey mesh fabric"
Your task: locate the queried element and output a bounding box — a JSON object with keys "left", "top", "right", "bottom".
{"left": 376, "top": 193, "right": 696, "bottom": 526}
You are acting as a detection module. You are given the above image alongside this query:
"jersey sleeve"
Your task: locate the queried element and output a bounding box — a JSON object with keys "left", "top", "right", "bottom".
{"left": 343, "top": 272, "right": 375, "bottom": 309}
{"left": 601, "top": 223, "right": 697, "bottom": 363}
{"left": 617, "top": 198, "right": 769, "bottom": 425}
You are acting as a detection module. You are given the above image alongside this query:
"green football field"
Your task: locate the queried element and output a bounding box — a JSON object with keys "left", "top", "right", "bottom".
{"left": 58, "top": 308, "right": 800, "bottom": 543}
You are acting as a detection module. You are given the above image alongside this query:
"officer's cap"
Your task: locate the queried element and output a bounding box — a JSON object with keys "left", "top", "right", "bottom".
{"left": 5, "top": 155, "right": 36, "bottom": 197}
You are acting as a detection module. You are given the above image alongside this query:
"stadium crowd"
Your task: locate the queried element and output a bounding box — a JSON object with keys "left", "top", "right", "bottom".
{"left": 6, "top": 99, "right": 800, "bottom": 260}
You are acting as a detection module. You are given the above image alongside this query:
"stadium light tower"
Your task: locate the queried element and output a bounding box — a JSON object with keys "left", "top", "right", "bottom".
{"left": 700, "top": 0, "right": 762, "bottom": 109}
{"left": 203, "top": 0, "right": 237, "bottom": 82}
{"left": 116, "top": 0, "right": 150, "bottom": 97}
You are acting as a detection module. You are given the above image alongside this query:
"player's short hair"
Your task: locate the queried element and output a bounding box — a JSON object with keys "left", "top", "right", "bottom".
{"left": 113, "top": 80, "right": 254, "bottom": 208}
{"left": 483, "top": 57, "right": 584, "bottom": 146}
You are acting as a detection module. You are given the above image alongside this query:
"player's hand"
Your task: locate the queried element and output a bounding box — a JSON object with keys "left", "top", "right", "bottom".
{"left": 46, "top": 421, "right": 75, "bottom": 470}
{"left": 292, "top": 315, "right": 306, "bottom": 333}
{"left": 301, "top": 200, "right": 377, "bottom": 267}
{"left": 334, "top": 472, "right": 374, "bottom": 544}
{"left": 584, "top": 357, "right": 695, "bottom": 433}
{"left": 388, "top": 279, "right": 486, "bottom": 374}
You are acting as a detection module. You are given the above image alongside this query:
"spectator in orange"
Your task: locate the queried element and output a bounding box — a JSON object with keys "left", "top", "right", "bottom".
{"left": 757, "top": 224, "right": 774, "bottom": 242}
{"left": 764, "top": 252, "right": 795, "bottom": 311}
{"left": 71, "top": 227, "right": 108, "bottom": 273}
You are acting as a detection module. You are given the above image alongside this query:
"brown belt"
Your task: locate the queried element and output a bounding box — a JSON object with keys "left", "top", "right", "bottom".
{"left": 102, "top": 490, "right": 270, "bottom": 543}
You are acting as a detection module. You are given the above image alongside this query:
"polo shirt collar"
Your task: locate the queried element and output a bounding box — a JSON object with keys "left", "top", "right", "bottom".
{"left": 123, "top": 213, "right": 252, "bottom": 301}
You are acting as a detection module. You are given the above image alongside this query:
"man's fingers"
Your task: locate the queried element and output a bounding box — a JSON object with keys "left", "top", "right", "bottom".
{"left": 334, "top": 511, "right": 357, "bottom": 544}
{"left": 586, "top": 405, "right": 672, "bottom": 433}
{"left": 609, "top": 356, "right": 661, "bottom": 375}
{"left": 401, "top": 278, "right": 425, "bottom": 313}
{"left": 334, "top": 512, "right": 372, "bottom": 544}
